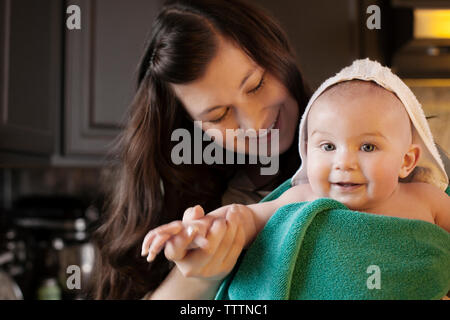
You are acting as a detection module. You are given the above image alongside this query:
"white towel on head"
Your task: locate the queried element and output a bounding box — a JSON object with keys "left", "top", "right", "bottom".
{"left": 291, "top": 58, "right": 449, "bottom": 191}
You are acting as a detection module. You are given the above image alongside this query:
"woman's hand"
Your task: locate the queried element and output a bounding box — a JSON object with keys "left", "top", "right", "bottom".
{"left": 141, "top": 207, "right": 212, "bottom": 262}
{"left": 165, "top": 204, "right": 256, "bottom": 281}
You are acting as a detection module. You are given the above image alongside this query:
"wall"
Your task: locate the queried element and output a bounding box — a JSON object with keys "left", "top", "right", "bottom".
{"left": 257, "top": 0, "right": 360, "bottom": 89}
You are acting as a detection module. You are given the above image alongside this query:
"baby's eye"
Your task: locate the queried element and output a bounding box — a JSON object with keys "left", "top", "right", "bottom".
{"left": 321, "top": 143, "right": 335, "bottom": 151}
{"left": 361, "top": 144, "right": 376, "bottom": 152}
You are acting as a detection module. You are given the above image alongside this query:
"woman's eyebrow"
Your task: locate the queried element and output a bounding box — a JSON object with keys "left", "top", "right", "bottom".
{"left": 198, "top": 68, "right": 257, "bottom": 117}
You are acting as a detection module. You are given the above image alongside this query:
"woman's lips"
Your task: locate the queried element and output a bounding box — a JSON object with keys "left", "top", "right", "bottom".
{"left": 272, "top": 108, "right": 281, "bottom": 130}
{"left": 254, "top": 108, "right": 281, "bottom": 140}
{"left": 243, "top": 108, "right": 281, "bottom": 140}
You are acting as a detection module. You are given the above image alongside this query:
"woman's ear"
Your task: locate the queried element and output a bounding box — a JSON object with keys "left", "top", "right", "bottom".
{"left": 399, "top": 144, "right": 421, "bottom": 178}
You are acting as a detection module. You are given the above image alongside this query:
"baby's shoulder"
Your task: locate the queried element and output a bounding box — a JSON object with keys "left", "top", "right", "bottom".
{"left": 278, "top": 183, "right": 315, "bottom": 203}
{"left": 399, "top": 182, "right": 449, "bottom": 212}
{"left": 400, "top": 182, "right": 444, "bottom": 197}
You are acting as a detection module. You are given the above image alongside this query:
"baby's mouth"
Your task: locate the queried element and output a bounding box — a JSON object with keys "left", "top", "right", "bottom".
{"left": 336, "top": 182, "right": 359, "bottom": 187}
{"left": 331, "top": 182, "right": 364, "bottom": 191}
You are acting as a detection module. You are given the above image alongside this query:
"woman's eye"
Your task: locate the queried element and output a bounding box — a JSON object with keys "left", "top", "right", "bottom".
{"left": 247, "top": 74, "right": 265, "bottom": 94}
{"left": 321, "top": 143, "right": 335, "bottom": 151}
{"left": 361, "top": 144, "right": 376, "bottom": 152}
{"left": 209, "top": 107, "right": 230, "bottom": 123}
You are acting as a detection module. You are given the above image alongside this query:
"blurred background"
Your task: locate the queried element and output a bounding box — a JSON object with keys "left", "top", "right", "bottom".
{"left": 0, "top": 0, "right": 449, "bottom": 299}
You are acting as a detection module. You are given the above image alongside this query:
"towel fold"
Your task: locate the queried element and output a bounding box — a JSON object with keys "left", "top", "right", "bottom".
{"left": 215, "top": 179, "right": 450, "bottom": 300}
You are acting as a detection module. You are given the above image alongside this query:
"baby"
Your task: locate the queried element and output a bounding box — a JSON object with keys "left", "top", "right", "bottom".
{"left": 141, "top": 59, "right": 450, "bottom": 263}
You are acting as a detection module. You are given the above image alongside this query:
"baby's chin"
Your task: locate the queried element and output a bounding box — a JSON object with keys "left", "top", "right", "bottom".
{"left": 336, "top": 198, "right": 385, "bottom": 213}
{"left": 312, "top": 185, "right": 379, "bottom": 212}
{"left": 329, "top": 196, "right": 371, "bottom": 212}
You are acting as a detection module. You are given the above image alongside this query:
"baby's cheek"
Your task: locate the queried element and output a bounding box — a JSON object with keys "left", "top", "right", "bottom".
{"left": 307, "top": 156, "right": 330, "bottom": 196}
{"left": 366, "top": 159, "right": 399, "bottom": 197}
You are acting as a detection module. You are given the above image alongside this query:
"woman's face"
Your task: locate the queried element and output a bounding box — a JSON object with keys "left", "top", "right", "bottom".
{"left": 170, "top": 37, "right": 299, "bottom": 156}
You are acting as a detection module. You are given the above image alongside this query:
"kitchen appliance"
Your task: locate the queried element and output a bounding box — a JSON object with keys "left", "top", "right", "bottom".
{"left": 6, "top": 195, "right": 99, "bottom": 299}
{"left": 0, "top": 214, "right": 27, "bottom": 300}
{"left": 0, "top": 271, "right": 23, "bottom": 300}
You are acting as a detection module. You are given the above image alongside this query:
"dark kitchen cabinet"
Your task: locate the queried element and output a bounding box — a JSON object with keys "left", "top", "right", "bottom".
{"left": 0, "top": 0, "right": 62, "bottom": 163}
{"left": 0, "top": 0, "right": 162, "bottom": 165}
{"left": 64, "top": 0, "right": 162, "bottom": 157}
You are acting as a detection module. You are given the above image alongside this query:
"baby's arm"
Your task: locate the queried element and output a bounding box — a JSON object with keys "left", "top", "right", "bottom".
{"left": 430, "top": 186, "right": 450, "bottom": 233}
{"left": 247, "top": 183, "right": 313, "bottom": 236}
{"left": 142, "top": 183, "right": 312, "bottom": 262}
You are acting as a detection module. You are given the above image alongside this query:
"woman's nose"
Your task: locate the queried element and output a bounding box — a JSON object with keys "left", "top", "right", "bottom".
{"left": 236, "top": 104, "right": 268, "bottom": 131}
{"left": 333, "top": 150, "right": 358, "bottom": 171}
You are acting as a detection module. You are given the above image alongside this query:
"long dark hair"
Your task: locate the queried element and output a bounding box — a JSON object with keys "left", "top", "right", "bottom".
{"left": 91, "top": 0, "right": 310, "bottom": 299}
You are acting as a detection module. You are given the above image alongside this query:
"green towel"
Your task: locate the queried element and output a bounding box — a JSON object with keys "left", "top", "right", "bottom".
{"left": 215, "top": 179, "right": 450, "bottom": 300}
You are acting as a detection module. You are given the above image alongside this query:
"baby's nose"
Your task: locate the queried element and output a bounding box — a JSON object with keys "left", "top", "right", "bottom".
{"left": 334, "top": 150, "right": 358, "bottom": 171}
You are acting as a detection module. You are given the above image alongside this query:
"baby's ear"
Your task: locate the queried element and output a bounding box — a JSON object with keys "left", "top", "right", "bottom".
{"left": 399, "top": 144, "right": 421, "bottom": 178}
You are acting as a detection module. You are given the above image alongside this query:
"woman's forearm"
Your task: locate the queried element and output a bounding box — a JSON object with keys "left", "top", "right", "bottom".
{"left": 145, "top": 266, "right": 222, "bottom": 300}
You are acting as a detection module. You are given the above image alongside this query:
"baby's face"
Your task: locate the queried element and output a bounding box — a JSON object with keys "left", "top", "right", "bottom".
{"left": 306, "top": 82, "right": 415, "bottom": 211}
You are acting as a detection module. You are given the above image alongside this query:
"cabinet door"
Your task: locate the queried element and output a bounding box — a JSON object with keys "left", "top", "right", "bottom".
{"left": 64, "top": 0, "right": 162, "bottom": 156}
{"left": 0, "top": 0, "right": 61, "bottom": 159}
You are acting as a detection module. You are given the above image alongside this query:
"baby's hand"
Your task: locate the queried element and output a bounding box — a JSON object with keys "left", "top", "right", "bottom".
{"left": 144, "top": 203, "right": 252, "bottom": 281}
{"left": 141, "top": 220, "right": 183, "bottom": 262}
{"left": 141, "top": 208, "right": 212, "bottom": 262}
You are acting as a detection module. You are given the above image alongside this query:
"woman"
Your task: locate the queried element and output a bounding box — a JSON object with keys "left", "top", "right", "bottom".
{"left": 91, "top": 0, "right": 310, "bottom": 299}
